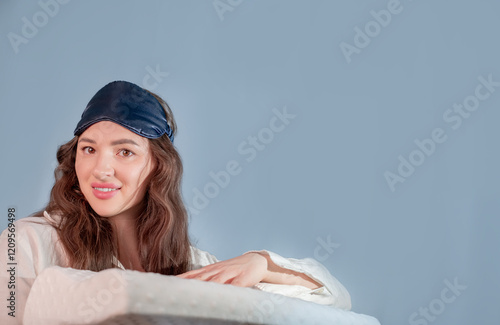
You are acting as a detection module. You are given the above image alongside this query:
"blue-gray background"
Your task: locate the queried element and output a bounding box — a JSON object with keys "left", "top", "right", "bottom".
{"left": 1, "top": 1, "right": 499, "bottom": 324}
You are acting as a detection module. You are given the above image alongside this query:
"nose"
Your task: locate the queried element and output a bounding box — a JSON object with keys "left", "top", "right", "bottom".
{"left": 92, "top": 153, "right": 115, "bottom": 180}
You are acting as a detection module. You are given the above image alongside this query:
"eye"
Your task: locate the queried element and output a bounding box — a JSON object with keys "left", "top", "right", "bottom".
{"left": 118, "top": 149, "right": 134, "bottom": 157}
{"left": 81, "top": 146, "right": 95, "bottom": 154}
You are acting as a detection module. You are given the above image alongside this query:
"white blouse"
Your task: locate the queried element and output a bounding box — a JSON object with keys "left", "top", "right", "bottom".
{"left": 0, "top": 211, "right": 351, "bottom": 324}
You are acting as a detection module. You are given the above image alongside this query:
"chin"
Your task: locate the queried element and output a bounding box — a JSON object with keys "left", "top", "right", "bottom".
{"left": 91, "top": 209, "right": 116, "bottom": 218}
{"left": 86, "top": 203, "right": 117, "bottom": 218}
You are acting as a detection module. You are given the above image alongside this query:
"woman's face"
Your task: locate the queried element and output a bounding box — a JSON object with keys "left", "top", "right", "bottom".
{"left": 75, "top": 121, "right": 155, "bottom": 220}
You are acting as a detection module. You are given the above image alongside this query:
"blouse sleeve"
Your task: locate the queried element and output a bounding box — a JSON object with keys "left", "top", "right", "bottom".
{"left": 189, "top": 247, "right": 351, "bottom": 310}
{"left": 0, "top": 216, "right": 66, "bottom": 325}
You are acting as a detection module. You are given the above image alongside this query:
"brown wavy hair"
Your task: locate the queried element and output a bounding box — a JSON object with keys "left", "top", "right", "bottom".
{"left": 34, "top": 91, "right": 191, "bottom": 275}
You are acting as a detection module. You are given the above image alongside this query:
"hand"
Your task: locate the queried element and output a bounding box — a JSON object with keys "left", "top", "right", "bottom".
{"left": 176, "top": 253, "right": 268, "bottom": 287}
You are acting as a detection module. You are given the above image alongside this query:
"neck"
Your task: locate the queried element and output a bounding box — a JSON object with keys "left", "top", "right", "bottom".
{"left": 110, "top": 216, "right": 145, "bottom": 272}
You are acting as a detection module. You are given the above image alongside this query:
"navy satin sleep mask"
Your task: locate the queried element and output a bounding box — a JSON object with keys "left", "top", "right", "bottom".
{"left": 74, "top": 81, "right": 174, "bottom": 142}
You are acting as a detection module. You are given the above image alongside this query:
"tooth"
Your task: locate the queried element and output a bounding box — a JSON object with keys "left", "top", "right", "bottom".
{"left": 94, "top": 187, "right": 117, "bottom": 192}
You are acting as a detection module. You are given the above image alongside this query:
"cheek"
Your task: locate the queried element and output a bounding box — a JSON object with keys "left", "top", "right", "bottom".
{"left": 129, "top": 161, "right": 154, "bottom": 189}
{"left": 74, "top": 155, "right": 89, "bottom": 182}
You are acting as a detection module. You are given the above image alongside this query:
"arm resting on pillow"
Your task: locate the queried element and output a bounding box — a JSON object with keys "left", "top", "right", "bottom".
{"left": 182, "top": 247, "right": 351, "bottom": 309}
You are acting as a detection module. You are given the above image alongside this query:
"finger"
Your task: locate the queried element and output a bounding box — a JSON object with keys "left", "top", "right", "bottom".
{"left": 229, "top": 276, "right": 254, "bottom": 287}
{"left": 177, "top": 270, "right": 202, "bottom": 278}
{"left": 205, "top": 270, "right": 238, "bottom": 284}
{"left": 179, "top": 268, "right": 220, "bottom": 281}
{"left": 177, "top": 271, "right": 198, "bottom": 279}
{"left": 177, "top": 265, "right": 215, "bottom": 278}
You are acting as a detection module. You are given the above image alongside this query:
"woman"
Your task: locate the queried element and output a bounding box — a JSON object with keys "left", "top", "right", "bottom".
{"left": 0, "top": 81, "right": 351, "bottom": 324}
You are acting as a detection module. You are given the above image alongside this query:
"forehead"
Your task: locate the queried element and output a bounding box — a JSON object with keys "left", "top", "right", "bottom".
{"left": 78, "top": 121, "right": 149, "bottom": 147}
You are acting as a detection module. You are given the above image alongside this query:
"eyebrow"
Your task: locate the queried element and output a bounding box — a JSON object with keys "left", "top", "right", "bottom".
{"left": 78, "top": 137, "right": 140, "bottom": 146}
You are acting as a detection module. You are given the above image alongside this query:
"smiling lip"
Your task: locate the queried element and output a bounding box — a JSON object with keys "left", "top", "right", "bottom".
{"left": 91, "top": 182, "right": 121, "bottom": 200}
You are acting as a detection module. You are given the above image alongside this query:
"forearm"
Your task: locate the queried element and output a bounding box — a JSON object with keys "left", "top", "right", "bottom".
{"left": 252, "top": 252, "right": 322, "bottom": 289}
